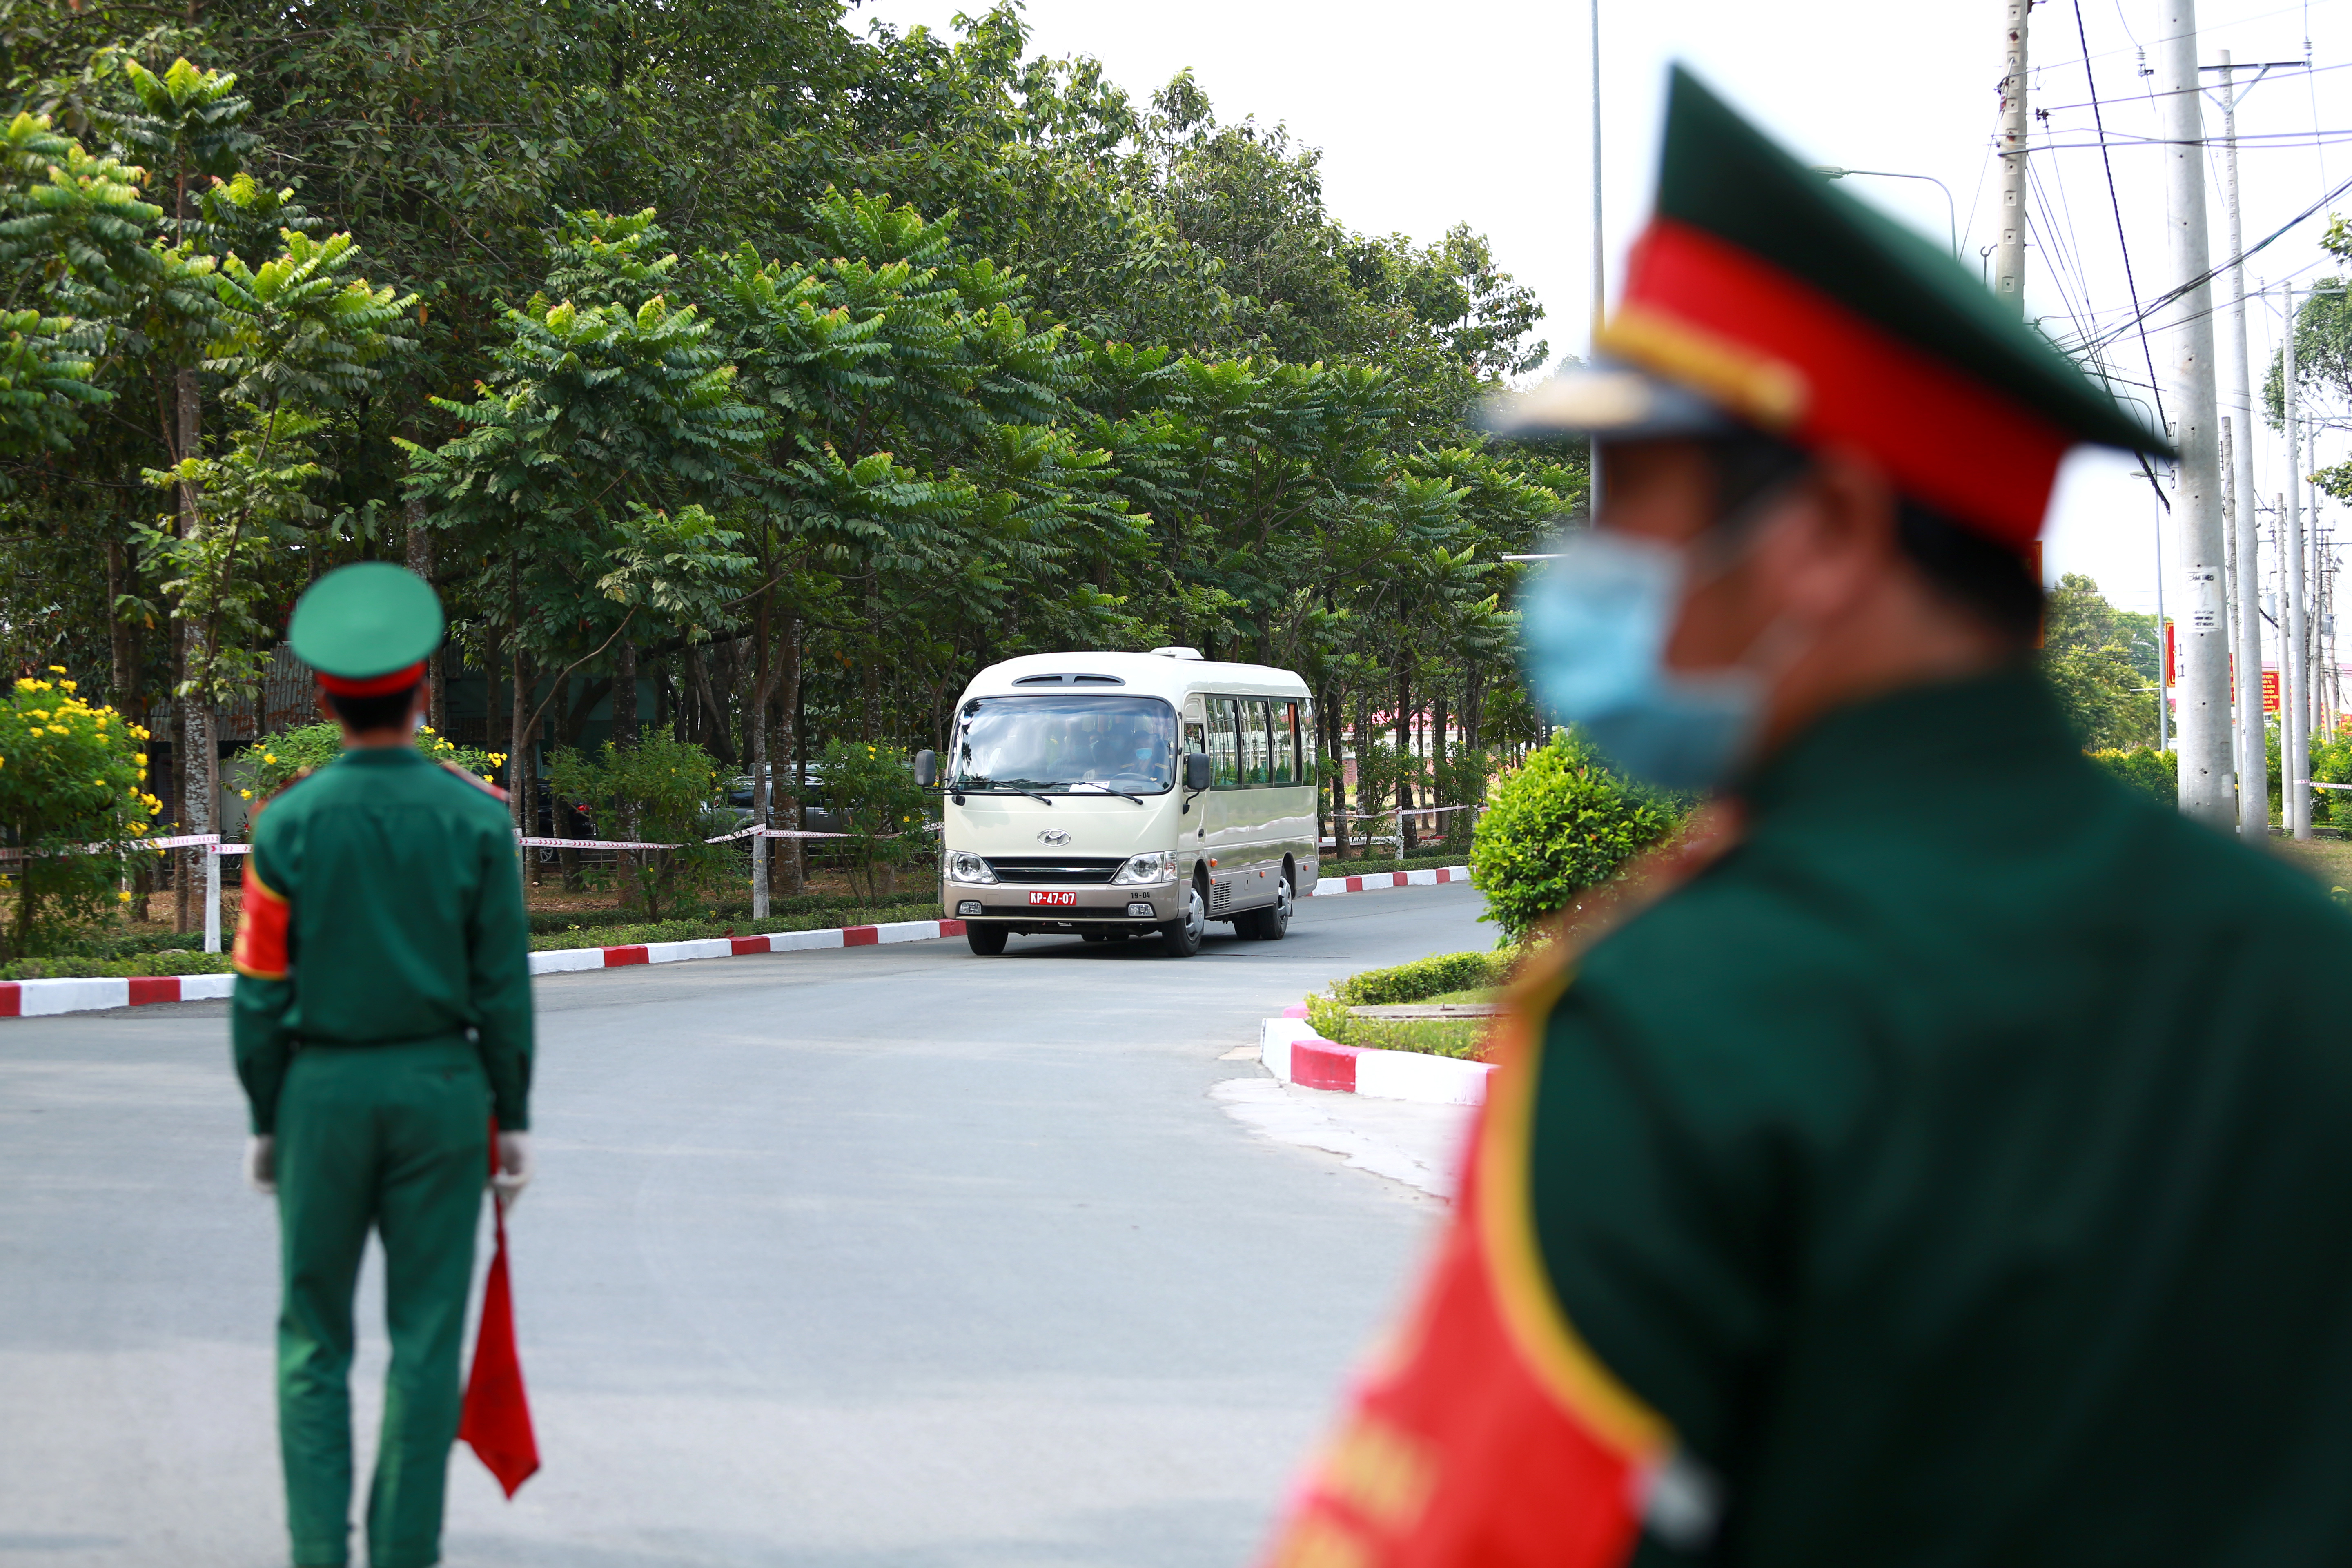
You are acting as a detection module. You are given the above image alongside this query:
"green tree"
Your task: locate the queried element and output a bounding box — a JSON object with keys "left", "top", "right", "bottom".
{"left": 2042, "top": 573, "right": 2160, "bottom": 750}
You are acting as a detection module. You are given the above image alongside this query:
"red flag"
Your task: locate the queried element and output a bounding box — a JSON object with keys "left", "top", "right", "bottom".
{"left": 461, "top": 1121, "right": 539, "bottom": 1497}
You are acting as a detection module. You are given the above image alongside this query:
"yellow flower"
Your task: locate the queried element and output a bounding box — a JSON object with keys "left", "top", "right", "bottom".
{"left": 60, "top": 680, "right": 76, "bottom": 692}
{"left": 27, "top": 710, "right": 45, "bottom": 721}
{"left": 240, "top": 788, "right": 253, "bottom": 799}
{"left": 263, "top": 753, "right": 276, "bottom": 764}
{"left": 118, "top": 890, "right": 132, "bottom": 903}
{"left": 46, "top": 665, "right": 63, "bottom": 674}
{"left": 47, "top": 725, "right": 67, "bottom": 735}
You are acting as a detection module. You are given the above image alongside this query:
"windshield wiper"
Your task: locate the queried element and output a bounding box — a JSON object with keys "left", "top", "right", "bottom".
{"left": 958, "top": 777, "right": 1056, "bottom": 806}
{"left": 1066, "top": 782, "right": 1146, "bottom": 805}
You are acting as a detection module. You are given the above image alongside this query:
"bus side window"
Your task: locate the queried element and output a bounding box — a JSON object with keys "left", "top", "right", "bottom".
{"left": 1242, "top": 698, "right": 1271, "bottom": 785}
{"left": 1272, "top": 701, "right": 1295, "bottom": 785}
{"left": 1210, "top": 699, "right": 1240, "bottom": 787}
{"left": 1298, "top": 702, "right": 1317, "bottom": 785}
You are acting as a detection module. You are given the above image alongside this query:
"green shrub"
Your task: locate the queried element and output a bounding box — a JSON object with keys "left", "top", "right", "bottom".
{"left": 236, "top": 720, "right": 503, "bottom": 805}
{"left": 1468, "top": 731, "right": 1678, "bottom": 944}
{"left": 818, "top": 739, "right": 934, "bottom": 913}
{"left": 2087, "top": 746, "right": 2177, "bottom": 808}
{"left": 0, "top": 671, "right": 163, "bottom": 960}
{"left": 0, "top": 949, "right": 235, "bottom": 981}
{"left": 1326, "top": 949, "right": 1508, "bottom": 1007}
{"left": 548, "top": 729, "right": 731, "bottom": 919}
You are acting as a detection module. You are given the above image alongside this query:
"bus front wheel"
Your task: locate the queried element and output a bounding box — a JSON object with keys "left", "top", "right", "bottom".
{"left": 967, "top": 924, "right": 1009, "bottom": 956}
{"left": 1159, "top": 882, "right": 1207, "bottom": 958}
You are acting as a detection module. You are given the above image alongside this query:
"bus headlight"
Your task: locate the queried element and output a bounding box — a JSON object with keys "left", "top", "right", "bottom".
{"left": 1111, "top": 851, "right": 1178, "bottom": 885}
{"left": 947, "top": 851, "right": 998, "bottom": 884}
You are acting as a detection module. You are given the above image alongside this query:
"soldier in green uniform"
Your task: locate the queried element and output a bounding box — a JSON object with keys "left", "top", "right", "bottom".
{"left": 1265, "top": 70, "right": 2352, "bottom": 1568}
{"left": 232, "top": 562, "right": 535, "bottom": 1568}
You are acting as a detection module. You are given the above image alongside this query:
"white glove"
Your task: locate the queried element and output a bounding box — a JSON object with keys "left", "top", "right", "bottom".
{"left": 244, "top": 1135, "right": 276, "bottom": 1196}
{"left": 491, "top": 1131, "right": 533, "bottom": 1209}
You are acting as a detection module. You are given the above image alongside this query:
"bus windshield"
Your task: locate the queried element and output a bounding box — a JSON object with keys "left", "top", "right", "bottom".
{"left": 950, "top": 695, "right": 1176, "bottom": 794}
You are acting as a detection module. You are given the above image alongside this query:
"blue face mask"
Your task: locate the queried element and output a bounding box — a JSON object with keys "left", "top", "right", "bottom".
{"left": 1519, "top": 531, "right": 1765, "bottom": 790}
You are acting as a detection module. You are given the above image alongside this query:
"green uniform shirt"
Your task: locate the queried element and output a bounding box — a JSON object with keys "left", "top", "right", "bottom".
{"left": 232, "top": 747, "right": 533, "bottom": 1136}
{"left": 1530, "top": 668, "right": 2352, "bottom": 1564}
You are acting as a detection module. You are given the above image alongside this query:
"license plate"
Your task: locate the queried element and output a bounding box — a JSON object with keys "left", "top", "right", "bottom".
{"left": 1028, "top": 891, "right": 1078, "bottom": 907}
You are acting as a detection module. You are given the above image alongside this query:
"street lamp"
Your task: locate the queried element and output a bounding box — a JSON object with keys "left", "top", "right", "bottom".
{"left": 1811, "top": 166, "right": 1959, "bottom": 259}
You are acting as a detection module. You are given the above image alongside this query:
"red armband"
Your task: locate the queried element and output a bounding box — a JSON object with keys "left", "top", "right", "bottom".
{"left": 232, "top": 862, "right": 291, "bottom": 980}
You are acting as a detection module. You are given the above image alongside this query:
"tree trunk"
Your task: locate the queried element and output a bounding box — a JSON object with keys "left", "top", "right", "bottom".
{"left": 687, "top": 641, "right": 734, "bottom": 765}
{"left": 748, "top": 592, "right": 780, "bottom": 918}
{"left": 1395, "top": 664, "right": 1416, "bottom": 854}
{"left": 403, "top": 502, "right": 445, "bottom": 734}
{"left": 612, "top": 637, "right": 640, "bottom": 907}
{"left": 1318, "top": 680, "right": 1342, "bottom": 860}
{"left": 508, "top": 642, "right": 529, "bottom": 835}
{"left": 775, "top": 618, "right": 803, "bottom": 898}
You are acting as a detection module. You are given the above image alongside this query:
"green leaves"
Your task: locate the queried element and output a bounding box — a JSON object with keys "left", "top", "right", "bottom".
{"left": 1469, "top": 732, "right": 1679, "bottom": 944}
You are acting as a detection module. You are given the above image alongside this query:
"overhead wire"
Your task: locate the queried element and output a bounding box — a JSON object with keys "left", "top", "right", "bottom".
{"left": 2074, "top": 0, "right": 2167, "bottom": 429}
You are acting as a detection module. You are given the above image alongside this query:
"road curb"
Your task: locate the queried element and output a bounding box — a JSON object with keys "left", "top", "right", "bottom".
{"left": 0, "top": 918, "right": 973, "bottom": 1019}
{"left": 0, "top": 866, "right": 1475, "bottom": 1020}
{"left": 1306, "top": 865, "right": 1469, "bottom": 896}
{"left": 1258, "top": 1009, "right": 1493, "bottom": 1106}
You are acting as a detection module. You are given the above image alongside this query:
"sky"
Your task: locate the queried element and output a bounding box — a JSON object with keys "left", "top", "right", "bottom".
{"left": 846, "top": 0, "right": 2352, "bottom": 626}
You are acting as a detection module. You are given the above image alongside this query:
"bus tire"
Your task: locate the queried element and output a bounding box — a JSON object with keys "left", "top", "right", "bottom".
{"left": 1241, "top": 871, "right": 1293, "bottom": 941}
{"left": 1159, "top": 880, "right": 1207, "bottom": 958}
{"left": 967, "top": 924, "right": 1009, "bottom": 956}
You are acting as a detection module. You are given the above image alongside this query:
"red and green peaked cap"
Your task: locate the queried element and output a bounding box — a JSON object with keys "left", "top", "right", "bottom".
{"left": 1506, "top": 67, "right": 2171, "bottom": 552}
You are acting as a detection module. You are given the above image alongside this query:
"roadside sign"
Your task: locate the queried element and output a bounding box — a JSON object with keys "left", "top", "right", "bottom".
{"left": 2263, "top": 669, "right": 2281, "bottom": 714}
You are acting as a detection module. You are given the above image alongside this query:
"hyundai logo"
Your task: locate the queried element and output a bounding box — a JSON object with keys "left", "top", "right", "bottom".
{"left": 1037, "top": 829, "right": 1071, "bottom": 846}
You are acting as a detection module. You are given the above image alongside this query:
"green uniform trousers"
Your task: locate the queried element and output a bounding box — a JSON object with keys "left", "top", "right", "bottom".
{"left": 275, "top": 1039, "right": 488, "bottom": 1568}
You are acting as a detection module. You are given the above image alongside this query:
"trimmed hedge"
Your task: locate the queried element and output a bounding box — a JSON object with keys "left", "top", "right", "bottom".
{"left": 1326, "top": 950, "right": 1508, "bottom": 1007}
{"left": 0, "top": 951, "right": 234, "bottom": 980}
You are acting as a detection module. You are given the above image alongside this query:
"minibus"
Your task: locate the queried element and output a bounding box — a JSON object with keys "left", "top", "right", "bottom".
{"left": 916, "top": 649, "right": 1318, "bottom": 956}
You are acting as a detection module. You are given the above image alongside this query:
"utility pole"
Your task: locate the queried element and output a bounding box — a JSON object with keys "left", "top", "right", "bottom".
{"left": 2156, "top": 0, "right": 2232, "bottom": 829}
{"left": 2214, "top": 52, "right": 2269, "bottom": 841}
{"left": 1994, "top": 0, "right": 2031, "bottom": 314}
{"left": 2283, "top": 282, "right": 2308, "bottom": 837}
{"left": 1588, "top": 0, "right": 1604, "bottom": 520}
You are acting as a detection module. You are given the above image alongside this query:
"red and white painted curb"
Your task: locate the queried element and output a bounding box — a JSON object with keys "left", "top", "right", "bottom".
{"left": 1307, "top": 865, "right": 1468, "bottom": 896}
{"left": 1258, "top": 1006, "right": 1494, "bottom": 1107}
{"left": 0, "top": 920, "right": 970, "bottom": 1018}
{"left": 0, "top": 867, "right": 1475, "bottom": 1020}
{"left": 0, "top": 973, "right": 238, "bottom": 1017}
{"left": 523, "top": 918, "right": 967, "bottom": 975}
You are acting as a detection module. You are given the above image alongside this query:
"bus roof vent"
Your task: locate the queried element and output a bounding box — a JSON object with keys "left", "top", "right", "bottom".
{"left": 1149, "top": 646, "right": 1205, "bottom": 661}
{"left": 1012, "top": 672, "right": 1126, "bottom": 686}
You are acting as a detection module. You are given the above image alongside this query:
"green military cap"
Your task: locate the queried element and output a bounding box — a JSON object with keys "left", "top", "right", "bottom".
{"left": 289, "top": 563, "right": 443, "bottom": 693}
{"left": 1488, "top": 66, "right": 2172, "bottom": 551}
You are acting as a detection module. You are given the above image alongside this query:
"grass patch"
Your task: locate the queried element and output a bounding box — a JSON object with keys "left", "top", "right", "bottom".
{"left": 1301, "top": 949, "right": 1515, "bottom": 1060}
{"left": 1305, "top": 995, "right": 1494, "bottom": 1059}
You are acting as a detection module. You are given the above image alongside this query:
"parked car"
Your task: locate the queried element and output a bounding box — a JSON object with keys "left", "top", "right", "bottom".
{"left": 724, "top": 766, "right": 843, "bottom": 835}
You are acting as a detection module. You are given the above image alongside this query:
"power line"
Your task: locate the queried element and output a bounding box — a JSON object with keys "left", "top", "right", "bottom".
{"left": 2075, "top": 0, "right": 2166, "bottom": 430}
{"left": 2086, "top": 165, "right": 2352, "bottom": 350}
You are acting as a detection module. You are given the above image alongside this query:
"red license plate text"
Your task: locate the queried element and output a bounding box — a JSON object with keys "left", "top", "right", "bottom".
{"left": 1028, "top": 891, "right": 1079, "bottom": 907}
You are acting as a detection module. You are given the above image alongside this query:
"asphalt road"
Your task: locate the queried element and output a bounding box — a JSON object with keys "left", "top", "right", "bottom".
{"left": 0, "top": 882, "right": 1490, "bottom": 1568}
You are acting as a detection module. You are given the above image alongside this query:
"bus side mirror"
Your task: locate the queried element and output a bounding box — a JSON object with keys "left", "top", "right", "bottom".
{"left": 914, "top": 750, "right": 938, "bottom": 788}
{"left": 1185, "top": 752, "right": 1214, "bottom": 791}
